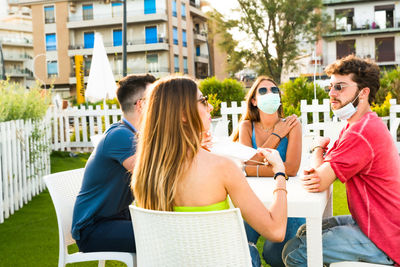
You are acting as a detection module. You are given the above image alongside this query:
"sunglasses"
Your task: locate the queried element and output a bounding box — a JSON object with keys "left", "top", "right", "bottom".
{"left": 258, "top": 87, "right": 280, "bottom": 95}
{"left": 324, "top": 83, "right": 357, "bottom": 93}
{"left": 198, "top": 95, "right": 209, "bottom": 106}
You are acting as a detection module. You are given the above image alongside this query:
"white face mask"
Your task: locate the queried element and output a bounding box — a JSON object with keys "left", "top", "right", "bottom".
{"left": 257, "top": 93, "right": 281, "bottom": 114}
{"left": 332, "top": 92, "right": 360, "bottom": 120}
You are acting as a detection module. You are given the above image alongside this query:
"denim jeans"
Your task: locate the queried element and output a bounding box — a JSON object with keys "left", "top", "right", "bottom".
{"left": 282, "top": 215, "right": 395, "bottom": 267}
{"left": 245, "top": 217, "right": 305, "bottom": 267}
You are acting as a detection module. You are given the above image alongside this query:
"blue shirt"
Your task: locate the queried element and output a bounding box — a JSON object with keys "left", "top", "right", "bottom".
{"left": 251, "top": 122, "right": 288, "bottom": 161}
{"left": 71, "top": 122, "right": 136, "bottom": 240}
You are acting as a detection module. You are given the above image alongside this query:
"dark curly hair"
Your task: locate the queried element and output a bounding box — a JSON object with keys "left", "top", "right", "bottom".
{"left": 325, "top": 55, "right": 380, "bottom": 105}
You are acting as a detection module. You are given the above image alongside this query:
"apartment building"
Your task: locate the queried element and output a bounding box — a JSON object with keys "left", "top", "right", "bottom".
{"left": 0, "top": 13, "right": 34, "bottom": 87}
{"left": 14, "top": 0, "right": 210, "bottom": 97}
{"left": 322, "top": 0, "right": 400, "bottom": 69}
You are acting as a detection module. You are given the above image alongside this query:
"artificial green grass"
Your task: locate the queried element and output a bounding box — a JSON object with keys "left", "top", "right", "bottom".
{"left": 0, "top": 152, "right": 350, "bottom": 267}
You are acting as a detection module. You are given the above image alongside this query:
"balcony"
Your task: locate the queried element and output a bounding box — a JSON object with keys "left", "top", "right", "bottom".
{"left": 193, "top": 31, "right": 207, "bottom": 42}
{"left": 189, "top": 2, "right": 206, "bottom": 19}
{"left": 5, "top": 68, "right": 33, "bottom": 78}
{"left": 323, "top": 17, "right": 400, "bottom": 38}
{"left": 68, "top": 38, "right": 169, "bottom": 56}
{"left": 3, "top": 53, "right": 32, "bottom": 62}
{"left": 0, "top": 36, "right": 33, "bottom": 47}
{"left": 195, "top": 54, "right": 209, "bottom": 63}
{"left": 69, "top": 67, "right": 170, "bottom": 83}
{"left": 67, "top": 9, "right": 167, "bottom": 29}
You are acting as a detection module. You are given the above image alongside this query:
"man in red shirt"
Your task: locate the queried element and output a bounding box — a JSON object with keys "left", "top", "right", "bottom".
{"left": 282, "top": 55, "right": 400, "bottom": 266}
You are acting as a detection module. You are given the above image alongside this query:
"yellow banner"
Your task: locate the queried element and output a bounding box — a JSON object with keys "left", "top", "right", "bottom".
{"left": 75, "top": 55, "right": 85, "bottom": 104}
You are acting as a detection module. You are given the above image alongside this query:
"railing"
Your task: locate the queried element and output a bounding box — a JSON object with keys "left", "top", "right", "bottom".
{"left": 45, "top": 17, "right": 55, "bottom": 24}
{"left": 5, "top": 68, "right": 33, "bottom": 77}
{"left": 68, "top": 38, "right": 168, "bottom": 50}
{"left": 0, "top": 37, "right": 33, "bottom": 45}
{"left": 69, "top": 67, "right": 170, "bottom": 78}
{"left": 67, "top": 8, "right": 167, "bottom": 22}
{"left": 3, "top": 53, "right": 32, "bottom": 61}
{"left": 0, "top": 111, "right": 52, "bottom": 223}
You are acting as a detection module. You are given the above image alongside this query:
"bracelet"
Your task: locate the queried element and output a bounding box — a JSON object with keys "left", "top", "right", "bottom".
{"left": 271, "top": 132, "right": 282, "bottom": 141}
{"left": 274, "top": 172, "right": 288, "bottom": 180}
{"left": 242, "top": 164, "right": 247, "bottom": 177}
{"left": 273, "top": 187, "right": 288, "bottom": 194}
{"left": 310, "top": 146, "right": 326, "bottom": 153}
{"left": 256, "top": 165, "right": 259, "bottom": 177}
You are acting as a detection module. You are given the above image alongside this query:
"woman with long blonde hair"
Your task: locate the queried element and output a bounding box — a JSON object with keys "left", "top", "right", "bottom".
{"left": 133, "top": 76, "right": 288, "bottom": 266}
{"left": 233, "top": 76, "right": 303, "bottom": 266}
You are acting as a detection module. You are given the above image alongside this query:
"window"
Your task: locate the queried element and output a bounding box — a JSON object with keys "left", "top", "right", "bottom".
{"left": 374, "top": 5, "right": 394, "bottom": 29}
{"left": 147, "top": 54, "right": 158, "bottom": 72}
{"left": 196, "top": 45, "right": 200, "bottom": 56}
{"left": 45, "top": 33, "right": 56, "bottom": 51}
{"left": 172, "top": 0, "right": 177, "bottom": 17}
{"left": 112, "top": 2, "right": 122, "bottom": 17}
{"left": 113, "top": 29, "right": 122, "bottom": 47}
{"left": 336, "top": 40, "right": 355, "bottom": 59}
{"left": 182, "top": 29, "right": 187, "bottom": 47}
{"left": 44, "top": 6, "right": 55, "bottom": 24}
{"left": 84, "top": 57, "right": 91, "bottom": 76}
{"left": 183, "top": 56, "right": 188, "bottom": 74}
{"left": 181, "top": 3, "right": 186, "bottom": 19}
{"left": 375, "top": 37, "right": 395, "bottom": 62}
{"left": 82, "top": 4, "right": 93, "bottom": 20}
{"left": 195, "top": 23, "right": 200, "bottom": 34}
{"left": 47, "top": 60, "right": 58, "bottom": 77}
{"left": 84, "top": 32, "right": 95, "bottom": 49}
{"left": 144, "top": 0, "right": 156, "bottom": 14}
{"left": 335, "top": 8, "right": 354, "bottom": 31}
{"left": 173, "top": 27, "right": 178, "bottom": 45}
{"left": 174, "top": 55, "right": 179, "bottom": 72}
{"left": 145, "top": 26, "right": 158, "bottom": 44}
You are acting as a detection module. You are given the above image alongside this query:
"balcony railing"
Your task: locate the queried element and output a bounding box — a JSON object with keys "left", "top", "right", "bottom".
{"left": 45, "top": 17, "right": 55, "bottom": 24}
{"left": 5, "top": 68, "right": 33, "bottom": 77}
{"left": 189, "top": 0, "right": 200, "bottom": 8}
{"left": 3, "top": 53, "right": 32, "bottom": 60}
{"left": 67, "top": 9, "right": 167, "bottom": 22}
{"left": 68, "top": 38, "right": 168, "bottom": 50}
{"left": 0, "top": 36, "right": 33, "bottom": 45}
{"left": 69, "top": 67, "right": 170, "bottom": 77}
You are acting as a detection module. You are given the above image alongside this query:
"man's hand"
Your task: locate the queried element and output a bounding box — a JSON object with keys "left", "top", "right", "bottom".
{"left": 301, "top": 167, "right": 321, "bottom": 192}
{"left": 313, "top": 136, "right": 330, "bottom": 150}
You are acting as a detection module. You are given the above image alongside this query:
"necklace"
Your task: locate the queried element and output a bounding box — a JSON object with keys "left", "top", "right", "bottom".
{"left": 258, "top": 122, "right": 273, "bottom": 132}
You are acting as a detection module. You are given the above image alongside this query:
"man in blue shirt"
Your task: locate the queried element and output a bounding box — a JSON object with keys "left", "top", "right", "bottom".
{"left": 71, "top": 74, "right": 156, "bottom": 252}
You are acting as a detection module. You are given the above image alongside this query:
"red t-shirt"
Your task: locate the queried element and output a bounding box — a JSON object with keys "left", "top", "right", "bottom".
{"left": 325, "top": 112, "right": 400, "bottom": 264}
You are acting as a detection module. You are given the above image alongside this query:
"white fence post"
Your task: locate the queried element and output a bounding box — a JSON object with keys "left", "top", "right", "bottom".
{"left": 389, "top": 99, "right": 400, "bottom": 152}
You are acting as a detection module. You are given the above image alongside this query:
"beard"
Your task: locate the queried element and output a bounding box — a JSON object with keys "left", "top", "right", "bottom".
{"left": 330, "top": 90, "right": 360, "bottom": 110}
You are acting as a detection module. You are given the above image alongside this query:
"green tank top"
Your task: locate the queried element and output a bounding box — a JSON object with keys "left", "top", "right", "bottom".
{"left": 173, "top": 197, "right": 229, "bottom": 212}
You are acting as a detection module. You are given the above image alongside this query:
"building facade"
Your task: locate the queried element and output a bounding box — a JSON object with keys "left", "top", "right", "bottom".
{"left": 14, "top": 0, "right": 210, "bottom": 97}
{"left": 0, "top": 13, "right": 34, "bottom": 87}
{"left": 322, "top": 0, "right": 400, "bottom": 70}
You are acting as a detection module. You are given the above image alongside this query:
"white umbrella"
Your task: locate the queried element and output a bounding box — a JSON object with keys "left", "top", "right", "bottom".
{"left": 85, "top": 33, "right": 117, "bottom": 103}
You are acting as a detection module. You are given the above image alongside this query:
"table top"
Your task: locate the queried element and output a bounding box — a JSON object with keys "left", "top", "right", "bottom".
{"left": 247, "top": 176, "right": 332, "bottom": 218}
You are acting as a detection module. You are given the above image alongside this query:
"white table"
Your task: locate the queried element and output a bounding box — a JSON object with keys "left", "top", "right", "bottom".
{"left": 247, "top": 176, "right": 333, "bottom": 267}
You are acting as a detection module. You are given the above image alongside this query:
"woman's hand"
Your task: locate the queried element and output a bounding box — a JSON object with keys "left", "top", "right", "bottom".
{"left": 272, "top": 115, "right": 299, "bottom": 138}
{"left": 201, "top": 131, "right": 213, "bottom": 151}
{"left": 257, "top": 148, "right": 285, "bottom": 174}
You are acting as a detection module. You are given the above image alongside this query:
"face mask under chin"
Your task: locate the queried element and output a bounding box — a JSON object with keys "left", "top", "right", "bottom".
{"left": 332, "top": 91, "right": 361, "bottom": 121}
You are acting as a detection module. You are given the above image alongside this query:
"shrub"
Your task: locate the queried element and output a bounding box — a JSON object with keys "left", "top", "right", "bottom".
{"left": 376, "top": 67, "right": 400, "bottom": 105}
{"left": 280, "top": 76, "right": 328, "bottom": 116}
{"left": 0, "top": 80, "right": 51, "bottom": 122}
{"left": 372, "top": 92, "right": 391, "bottom": 117}
{"left": 199, "top": 77, "right": 246, "bottom": 117}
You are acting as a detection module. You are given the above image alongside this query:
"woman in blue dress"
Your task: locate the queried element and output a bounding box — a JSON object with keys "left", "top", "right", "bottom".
{"left": 232, "top": 76, "right": 304, "bottom": 267}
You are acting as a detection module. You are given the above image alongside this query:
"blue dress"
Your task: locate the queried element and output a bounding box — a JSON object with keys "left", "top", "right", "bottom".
{"left": 246, "top": 122, "right": 305, "bottom": 267}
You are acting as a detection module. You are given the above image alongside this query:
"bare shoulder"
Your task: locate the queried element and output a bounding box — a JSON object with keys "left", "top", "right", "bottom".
{"left": 200, "top": 149, "right": 241, "bottom": 173}
{"left": 239, "top": 120, "right": 252, "bottom": 133}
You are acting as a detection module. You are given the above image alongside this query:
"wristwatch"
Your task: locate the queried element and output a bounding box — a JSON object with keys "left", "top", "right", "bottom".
{"left": 273, "top": 172, "right": 288, "bottom": 180}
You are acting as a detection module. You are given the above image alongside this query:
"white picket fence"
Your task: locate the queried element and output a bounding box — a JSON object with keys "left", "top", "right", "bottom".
{"left": 0, "top": 112, "right": 52, "bottom": 223}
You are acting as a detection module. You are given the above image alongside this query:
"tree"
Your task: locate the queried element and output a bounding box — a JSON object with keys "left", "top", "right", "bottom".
{"left": 206, "top": 9, "right": 246, "bottom": 76}
{"left": 228, "top": 0, "right": 328, "bottom": 83}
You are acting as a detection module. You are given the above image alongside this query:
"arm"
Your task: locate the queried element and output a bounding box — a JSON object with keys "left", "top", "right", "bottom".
{"left": 223, "top": 151, "right": 288, "bottom": 242}
{"left": 244, "top": 122, "right": 301, "bottom": 177}
{"left": 122, "top": 154, "right": 136, "bottom": 172}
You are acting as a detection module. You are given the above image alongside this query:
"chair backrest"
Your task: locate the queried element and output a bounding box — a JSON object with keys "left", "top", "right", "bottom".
{"left": 44, "top": 169, "right": 85, "bottom": 251}
{"left": 129, "top": 206, "right": 252, "bottom": 267}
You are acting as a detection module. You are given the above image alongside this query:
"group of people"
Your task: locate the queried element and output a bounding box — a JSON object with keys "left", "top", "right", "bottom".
{"left": 71, "top": 55, "right": 400, "bottom": 266}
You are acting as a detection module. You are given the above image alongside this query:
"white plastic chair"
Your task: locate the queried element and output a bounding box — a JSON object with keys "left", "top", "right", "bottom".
{"left": 129, "top": 205, "right": 252, "bottom": 267}
{"left": 44, "top": 169, "right": 136, "bottom": 267}
{"left": 331, "top": 262, "right": 390, "bottom": 266}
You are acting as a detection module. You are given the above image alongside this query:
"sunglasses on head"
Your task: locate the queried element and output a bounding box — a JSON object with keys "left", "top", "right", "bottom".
{"left": 198, "top": 95, "right": 209, "bottom": 106}
{"left": 258, "top": 87, "right": 280, "bottom": 95}
{"left": 324, "top": 83, "right": 356, "bottom": 93}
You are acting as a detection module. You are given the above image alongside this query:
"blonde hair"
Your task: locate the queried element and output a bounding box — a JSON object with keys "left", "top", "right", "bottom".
{"left": 132, "top": 76, "right": 203, "bottom": 211}
{"left": 232, "top": 76, "right": 283, "bottom": 141}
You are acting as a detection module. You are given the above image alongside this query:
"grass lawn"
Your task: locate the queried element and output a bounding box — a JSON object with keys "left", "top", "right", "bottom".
{"left": 0, "top": 152, "right": 350, "bottom": 267}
